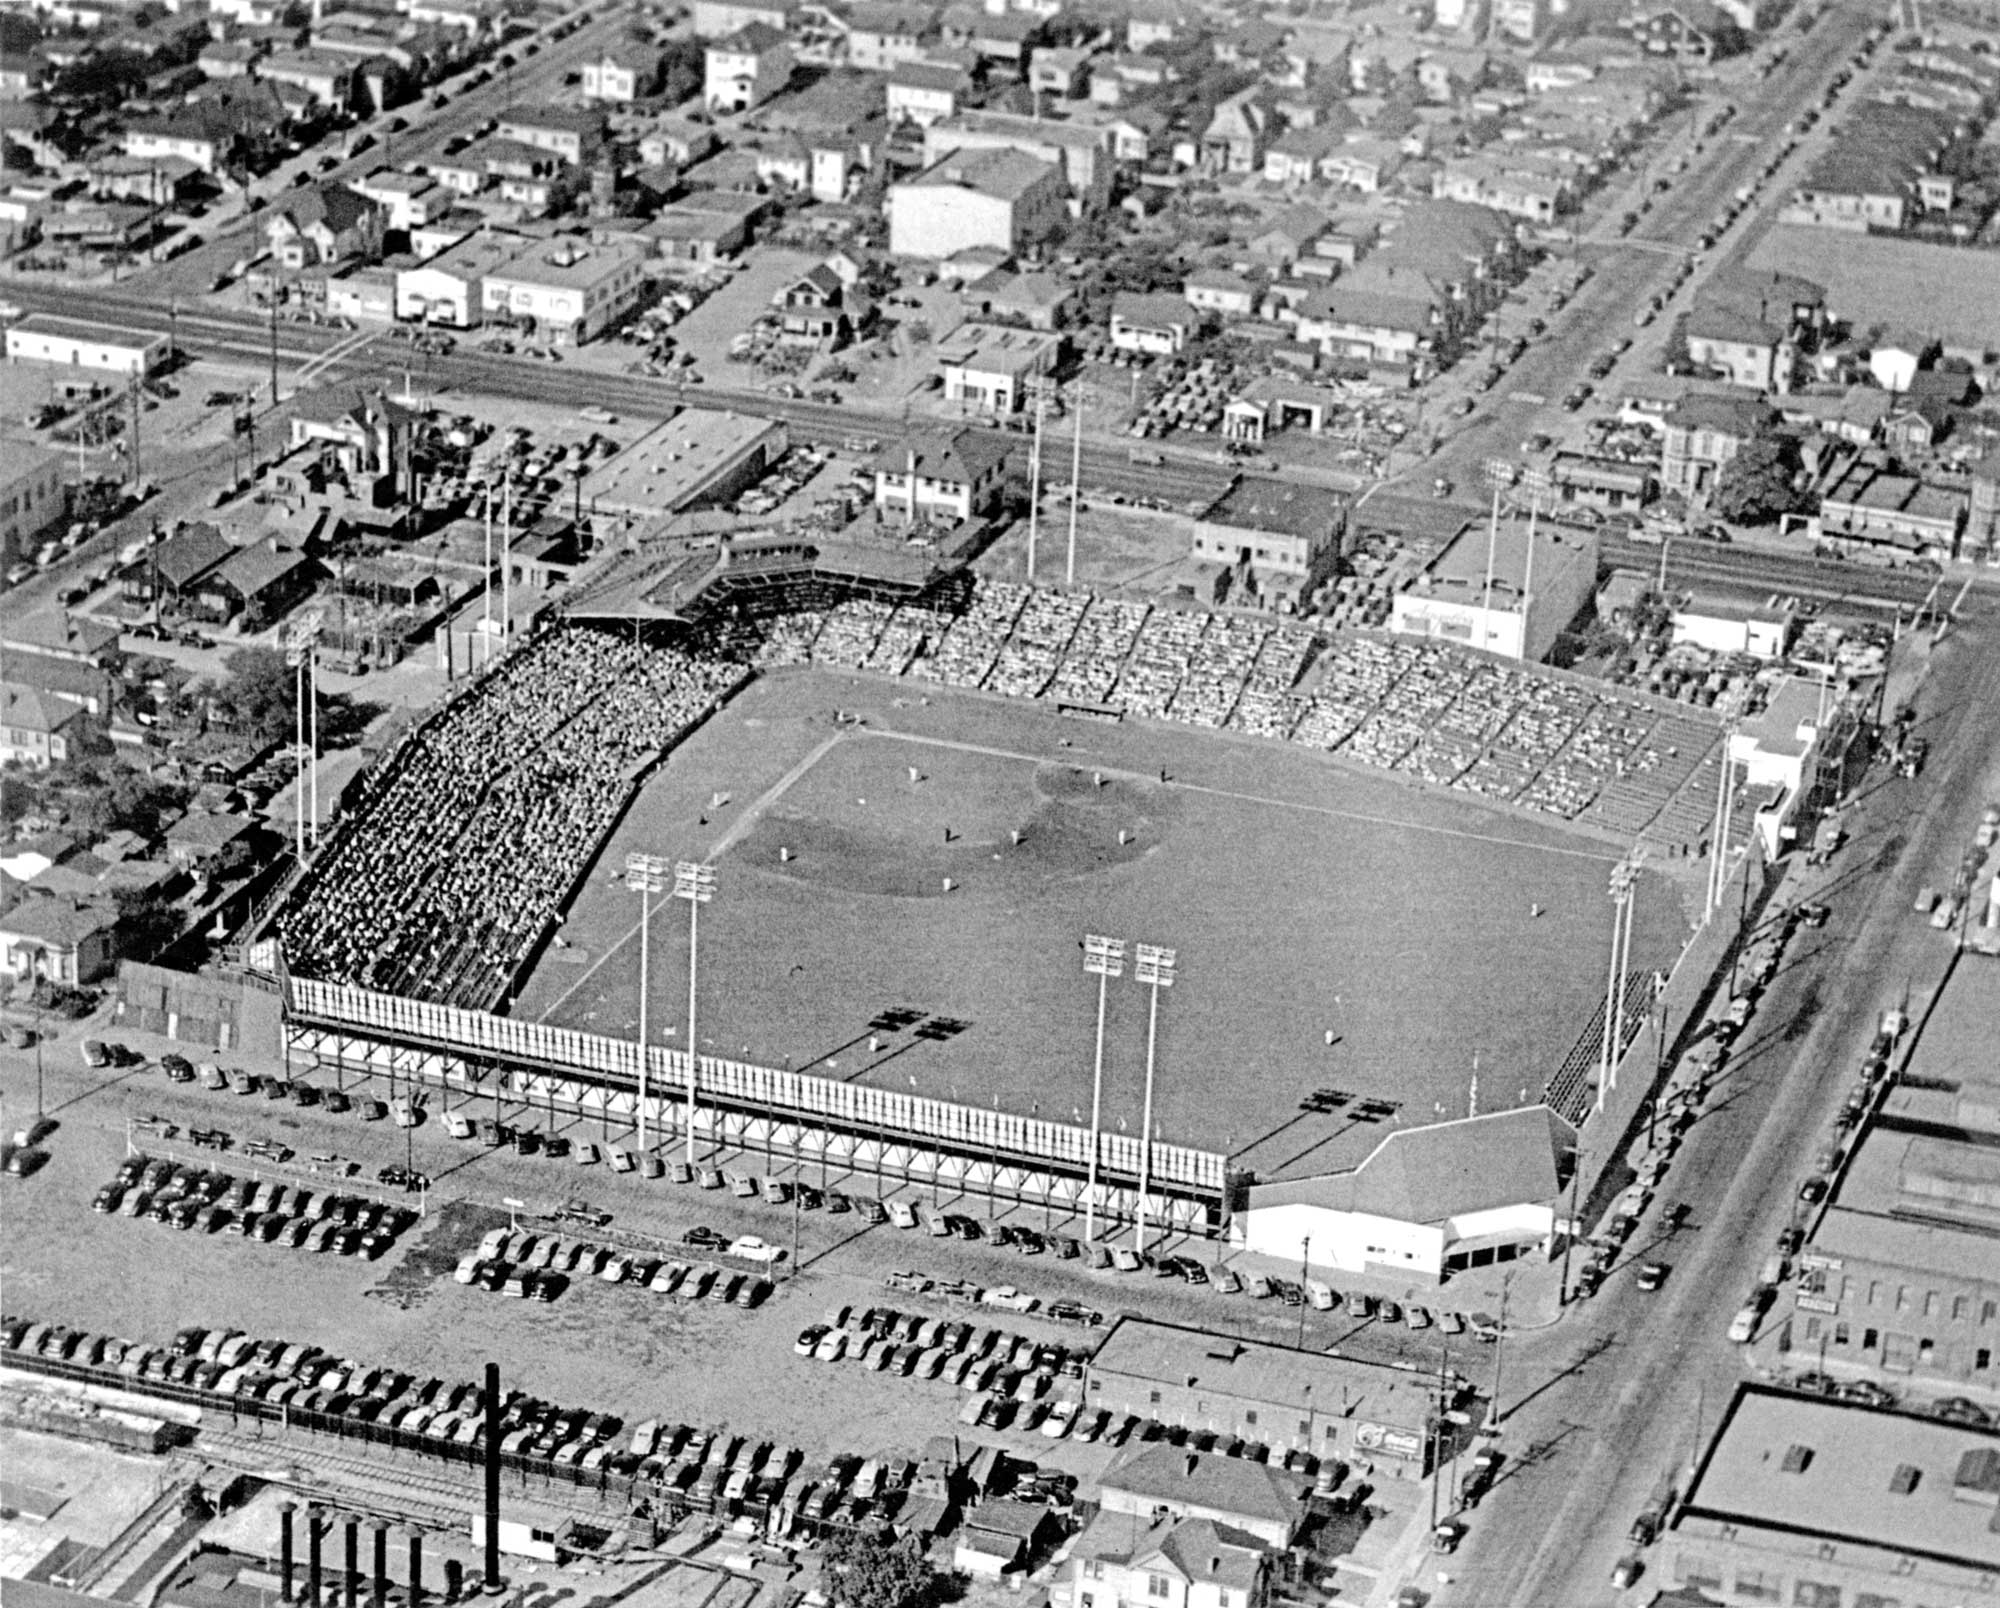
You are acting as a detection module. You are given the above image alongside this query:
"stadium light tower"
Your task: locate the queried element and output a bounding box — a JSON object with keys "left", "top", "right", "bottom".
{"left": 1132, "top": 943, "right": 1175, "bottom": 1255}
{"left": 1081, "top": 934, "right": 1126, "bottom": 1246}
{"left": 284, "top": 620, "right": 320, "bottom": 864}
{"left": 675, "top": 860, "right": 716, "bottom": 1167}
{"left": 1598, "top": 851, "right": 1643, "bottom": 1113}
{"left": 625, "top": 851, "right": 671, "bottom": 1153}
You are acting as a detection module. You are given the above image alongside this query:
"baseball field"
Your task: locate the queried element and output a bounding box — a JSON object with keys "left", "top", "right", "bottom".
{"left": 512, "top": 668, "right": 1695, "bottom": 1183}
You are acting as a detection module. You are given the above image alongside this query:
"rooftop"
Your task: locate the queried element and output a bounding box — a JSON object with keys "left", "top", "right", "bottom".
{"left": 1200, "top": 476, "right": 1349, "bottom": 542}
{"left": 1682, "top": 1385, "right": 2000, "bottom": 1571}
{"left": 582, "top": 407, "right": 785, "bottom": 519}
{"left": 1413, "top": 512, "right": 1597, "bottom": 607}
{"left": 909, "top": 145, "right": 1061, "bottom": 201}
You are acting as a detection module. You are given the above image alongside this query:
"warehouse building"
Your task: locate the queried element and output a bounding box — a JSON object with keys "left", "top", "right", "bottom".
{"left": 1663, "top": 1384, "right": 2000, "bottom": 1607}
{"left": 580, "top": 408, "right": 788, "bottom": 525}
{"left": 1083, "top": 1318, "right": 1453, "bottom": 1472}
{"left": 5, "top": 314, "right": 170, "bottom": 376}
{"left": 1389, "top": 513, "right": 1599, "bottom": 663}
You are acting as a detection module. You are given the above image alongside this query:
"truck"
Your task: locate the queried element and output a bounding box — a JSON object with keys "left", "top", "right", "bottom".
{"left": 1727, "top": 1303, "right": 1762, "bottom": 1343}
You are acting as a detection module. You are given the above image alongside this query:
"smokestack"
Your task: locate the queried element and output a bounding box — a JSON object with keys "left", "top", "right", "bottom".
{"left": 307, "top": 1506, "right": 324, "bottom": 1608}
{"left": 343, "top": 1516, "right": 359, "bottom": 1608}
{"left": 407, "top": 1533, "right": 423, "bottom": 1608}
{"left": 371, "top": 1523, "right": 389, "bottom": 1608}
{"left": 280, "top": 1503, "right": 297, "bottom": 1602}
{"left": 483, "top": 1361, "right": 502, "bottom": 1591}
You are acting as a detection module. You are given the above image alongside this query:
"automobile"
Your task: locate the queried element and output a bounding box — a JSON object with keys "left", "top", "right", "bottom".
{"left": 1929, "top": 1397, "right": 1992, "bottom": 1427}
{"left": 1636, "top": 1261, "right": 1671, "bottom": 1292}
{"left": 324, "top": 1091, "right": 351, "bottom": 1114}
{"left": 1449, "top": 396, "right": 1475, "bottom": 418}
{"left": 1405, "top": 1304, "right": 1433, "bottom": 1329}
{"left": 683, "top": 1226, "right": 728, "bottom": 1249}
{"left": 81, "top": 1038, "right": 112, "bottom": 1068}
{"left": 1798, "top": 1176, "right": 1829, "bottom": 1204}
{"left": 1438, "top": 1310, "right": 1467, "bottom": 1336}
{"left": 1837, "top": 1380, "right": 1896, "bottom": 1408}
{"left": 162, "top": 1053, "right": 196, "bottom": 1082}
{"left": 544, "top": 1135, "right": 572, "bottom": 1159}
{"left": 1521, "top": 433, "right": 1553, "bottom": 454}
{"left": 359, "top": 1099, "right": 388, "bottom": 1121}
{"left": 729, "top": 1235, "right": 786, "bottom": 1264}
{"left": 93, "top": 1183, "right": 125, "bottom": 1213}
{"left": 1799, "top": 902, "right": 1831, "bottom": 927}
{"left": 1630, "top": 1510, "right": 1663, "bottom": 1547}
{"left": 1610, "top": 1557, "right": 1643, "bottom": 1590}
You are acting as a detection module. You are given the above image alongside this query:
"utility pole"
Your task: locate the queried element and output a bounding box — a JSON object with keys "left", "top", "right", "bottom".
{"left": 269, "top": 293, "right": 280, "bottom": 405}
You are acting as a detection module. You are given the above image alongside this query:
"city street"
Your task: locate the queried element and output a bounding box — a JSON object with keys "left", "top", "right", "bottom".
{"left": 1419, "top": 612, "right": 2000, "bottom": 1608}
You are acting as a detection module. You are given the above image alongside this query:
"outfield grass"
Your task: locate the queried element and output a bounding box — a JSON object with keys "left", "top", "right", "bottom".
{"left": 1746, "top": 227, "right": 2000, "bottom": 349}
{"left": 513, "top": 670, "right": 1695, "bottom": 1181}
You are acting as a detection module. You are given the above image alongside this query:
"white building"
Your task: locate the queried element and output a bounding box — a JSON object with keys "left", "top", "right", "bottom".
{"left": 938, "top": 326, "right": 1062, "bottom": 414}
{"left": 1234, "top": 1107, "right": 1569, "bottom": 1283}
{"left": 870, "top": 429, "right": 1008, "bottom": 523}
{"left": 704, "top": 24, "right": 792, "bottom": 113}
{"left": 888, "top": 146, "right": 1066, "bottom": 260}
{"left": 395, "top": 231, "right": 524, "bottom": 326}
{"left": 1389, "top": 513, "right": 1599, "bottom": 663}
{"left": 480, "top": 242, "right": 647, "bottom": 345}
{"left": 1672, "top": 594, "right": 1795, "bottom": 660}
{"left": 5, "top": 314, "right": 169, "bottom": 376}
{"left": 886, "top": 61, "right": 969, "bottom": 126}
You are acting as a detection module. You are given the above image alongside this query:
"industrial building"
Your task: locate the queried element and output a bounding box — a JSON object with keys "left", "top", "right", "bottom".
{"left": 1083, "top": 1319, "right": 1450, "bottom": 1472}
{"left": 1, "top": 445, "right": 68, "bottom": 559}
{"left": 5, "top": 314, "right": 170, "bottom": 376}
{"left": 1233, "top": 1106, "right": 1569, "bottom": 1283}
{"left": 1187, "top": 476, "right": 1347, "bottom": 612}
{"left": 580, "top": 408, "right": 788, "bottom": 526}
{"left": 1663, "top": 1385, "right": 2000, "bottom": 1607}
{"left": 1389, "top": 513, "right": 1599, "bottom": 663}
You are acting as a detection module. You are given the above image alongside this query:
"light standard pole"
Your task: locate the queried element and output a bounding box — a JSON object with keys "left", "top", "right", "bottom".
{"left": 1297, "top": 1234, "right": 1311, "bottom": 1350}
{"left": 1132, "top": 943, "right": 1175, "bottom": 1256}
{"left": 1598, "top": 850, "right": 1642, "bottom": 1113}
{"left": 674, "top": 860, "right": 715, "bottom": 1168}
{"left": 1081, "top": 934, "right": 1126, "bottom": 1247}
{"left": 1484, "top": 1274, "right": 1512, "bottom": 1433}
{"left": 285, "top": 622, "right": 319, "bottom": 864}
{"left": 625, "top": 852, "right": 670, "bottom": 1155}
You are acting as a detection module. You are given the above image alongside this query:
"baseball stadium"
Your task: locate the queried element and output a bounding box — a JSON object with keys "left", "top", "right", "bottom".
{"left": 269, "top": 534, "right": 1751, "bottom": 1280}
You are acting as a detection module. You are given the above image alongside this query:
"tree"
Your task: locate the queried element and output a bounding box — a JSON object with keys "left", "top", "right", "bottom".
{"left": 1712, "top": 428, "right": 1804, "bottom": 525}
{"left": 211, "top": 645, "right": 298, "bottom": 746}
{"left": 822, "top": 1532, "right": 941, "bottom": 1608}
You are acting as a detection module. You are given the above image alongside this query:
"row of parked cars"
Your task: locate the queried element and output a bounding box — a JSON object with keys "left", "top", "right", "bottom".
{"left": 94, "top": 1154, "right": 418, "bottom": 1257}
{"left": 157, "top": 1054, "right": 402, "bottom": 1122}
{"left": 453, "top": 1225, "right": 774, "bottom": 1311}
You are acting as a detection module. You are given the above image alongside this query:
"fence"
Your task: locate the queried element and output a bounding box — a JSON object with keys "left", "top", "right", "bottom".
{"left": 286, "top": 978, "right": 1227, "bottom": 1195}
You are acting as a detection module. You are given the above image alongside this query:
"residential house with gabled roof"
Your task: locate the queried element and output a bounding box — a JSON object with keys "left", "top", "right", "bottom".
{"left": 255, "top": 50, "right": 359, "bottom": 112}
{"left": 871, "top": 428, "right": 1008, "bottom": 522}
{"left": 773, "top": 261, "right": 872, "bottom": 346}
{"left": 705, "top": 23, "right": 793, "bottom": 113}
{"left": 1292, "top": 268, "right": 1443, "bottom": 370}
{"left": 845, "top": 2, "right": 938, "bottom": 71}
{"left": 582, "top": 43, "right": 663, "bottom": 102}
{"left": 1057, "top": 1510, "right": 1272, "bottom": 1608}
{"left": 1684, "top": 270, "right": 1825, "bottom": 393}
{"left": 963, "top": 270, "right": 1072, "bottom": 331}
{"left": 924, "top": 109, "right": 1116, "bottom": 203}
{"left": 1028, "top": 44, "right": 1089, "bottom": 99}
{"left": 887, "top": 60, "right": 972, "bottom": 126}
{"left": 1094, "top": 1433, "right": 1311, "bottom": 1543}
{"left": 1, "top": 683, "right": 86, "bottom": 770}
{"left": 691, "top": 0, "right": 794, "bottom": 37}
{"left": 118, "top": 522, "right": 234, "bottom": 611}
{"left": 0, "top": 894, "right": 118, "bottom": 984}
{"left": 1110, "top": 291, "right": 1199, "bottom": 357}
{"left": 191, "top": 540, "right": 324, "bottom": 630}
{"left": 265, "top": 182, "right": 387, "bottom": 268}
{"left": 1202, "top": 87, "right": 1272, "bottom": 175}
{"left": 939, "top": 6, "right": 1039, "bottom": 70}
{"left": 496, "top": 106, "right": 605, "bottom": 165}
{"left": 1184, "top": 269, "right": 1256, "bottom": 321}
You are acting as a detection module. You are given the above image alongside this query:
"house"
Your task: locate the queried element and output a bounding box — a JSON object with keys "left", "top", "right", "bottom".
{"left": 1189, "top": 477, "right": 1347, "bottom": 610}
{"left": 638, "top": 118, "right": 721, "bottom": 169}
{"left": 1868, "top": 331, "right": 1935, "bottom": 394}
{"left": 1246, "top": 206, "right": 1331, "bottom": 269}
{"left": 1109, "top": 292, "right": 1198, "bottom": 357}
{"left": 1202, "top": 87, "right": 1270, "bottom": 174}
{"left": 495, "top": 107, "right": 605, "bottom": 166}
{"left": 953, "top": 1501, "right": 1058, "bottom": 1579}
{"left": 1293, "top": 269, "right": 1441, "bottom": 369}
{"left": 352, "top": 170, "right": 442, "bottom": 233}
{"left": 1685, "top": 270, "right": 1827, "bottom": 392}
{"left": 887, "top": 61, "right": 971, "bottom": 126}
{"left": 1028, "top": 45, "right": 1089, "bottom": 99}
{"left": 705, "top": 24, "right": 793, "bottom": 113}
{"left": 871, "top": 429, "right": 1008, "bottom": 522}
{"left": 197, "top": 38, "right": 265, "bottom": 77}
{"left": 845, "top": 2, "right": 937, "bottom": 71}
{"left": 118, "top": 522, "right": 234, "bottom": 611}
{"left": 1549, "top": 452, "right": 1653, "bottom": 513}
{"left": 1057, "top": 1510, "right": 1272, "bottom": 1608}
{"left": 1126, "top": 1, "right": 1196, "bottom": 51}
{"left": 192, "top": 540, "right": 324, "bottom": 630}
{"left": 581, "top": 44, "right": 661, "bottom": 102}
{"left": 255, "top": 50, "right": 358, "bottom": 112}
{"left": 1430, "top": 156, "right": 1569, "bottom": 224}
{"left": 1, "top": 446, "right": 69, "bottom": 558}
{"left": 940, "top": 8, "right": 1040, "bottom": 71}
{"left": 396, "top": 230, "right": 523, "bottom": 325}
{"left": 480, "top": 241, "right": 647, "bottom": 346}
{"left": 937, "top": 325, "right": 1062, "bottom": 413}
{"left": 265, "top": 183, "right": 387, "bottom": 269}
{"left": 2, "top": 682, "right": 86, "bottom": 769}
{"left": 1, "top": 895, "right": 118, "bottom": 985}
{"left": 888, "top": 146, "right": 1065, "bottom": 260}
{"left": 774, "top": 263, "right": 871, "bottom": 345}
{"left": 1660, "top": 393, "right": 1773, "bottom": 499}
{"left": 1095, "top": 1438, "right": 1308, "bottom": 1549}
{"left": 1184, "top": 270, "right": 1256, "bottom": 321}
{"left": 88, "top": 154, "right": 204, "bottom": 206}
{"left": 964, "top": 270, "right": 1072, "bottom": 331}
{"left": 1779, "top": 104, "right": 1956, "bottom": 234}
{"left": 164, "top": 810, "right": 256, "bottom": 871}
{"left": 691, "top": 0, "right": 794, "bottom": 37}
{"left": 288, "top": 387, "right": 420, "bottom": 487}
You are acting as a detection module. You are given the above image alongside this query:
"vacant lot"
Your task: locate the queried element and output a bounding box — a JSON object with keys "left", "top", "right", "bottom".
{"left": 515, "top": 669, "right": 1693, "bottom": 1182}
{"left": 1746, "top": 227, "right": 2000, "bottom": 349}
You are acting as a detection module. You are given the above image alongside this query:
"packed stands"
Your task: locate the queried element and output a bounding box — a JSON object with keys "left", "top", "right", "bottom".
{"left": 281, "top": 626, "right": 742, "bottom": 1008}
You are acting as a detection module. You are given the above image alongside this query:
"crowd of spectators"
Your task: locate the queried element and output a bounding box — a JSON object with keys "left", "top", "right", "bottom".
{"left": 283, "top": 627, "right": 741, "bottom": 1008}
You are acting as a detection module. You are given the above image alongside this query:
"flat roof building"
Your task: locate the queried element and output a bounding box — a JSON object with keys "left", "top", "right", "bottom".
{"left": 1664, "top": 1384, "right": 2000, "bottom": 1608}
{"left": 1085, "top": 1318, "right": 1459, "bottom": 1473}
{"left": 581, "top": 408, "right": 788, "bottom": 526}
{"left": 1390, "top": 513, "right": 1599, "bottom": 663}
{"left": 5, "top": 314, "right": 170, "bottom": 376}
